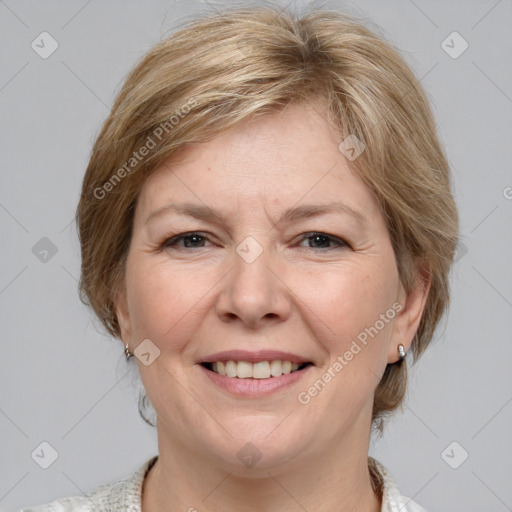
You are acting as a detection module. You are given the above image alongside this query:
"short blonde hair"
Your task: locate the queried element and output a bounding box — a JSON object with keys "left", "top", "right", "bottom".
{"left": 77, "top": 4, "right": 459, "bottom": 429}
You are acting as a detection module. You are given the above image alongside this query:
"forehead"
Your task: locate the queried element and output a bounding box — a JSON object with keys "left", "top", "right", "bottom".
{"left": 135, "top": 103, "right": 380, "bottom": 221}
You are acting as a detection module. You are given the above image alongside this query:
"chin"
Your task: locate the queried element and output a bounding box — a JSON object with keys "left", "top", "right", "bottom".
{"left": 201, "top": 420, "right": 312, "bottom": 473}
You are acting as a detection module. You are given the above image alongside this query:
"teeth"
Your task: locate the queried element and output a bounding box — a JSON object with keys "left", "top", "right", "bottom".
{"left": 225, "top": 360, "right": 237, "bottom": 377}
{"left": 270, "top": 360, "right": 282, "bottom": 377}
{"left": 209, "top": 360, "right": 303, "bottom": 379}
{"left": 253, "top": 361, "right": 270, "bottom": 379}
{"left": 282, "top": 361, "right": 292, "bottom": 374}
{"left": 237, "top": 361, "right": 253, "bottom": 378}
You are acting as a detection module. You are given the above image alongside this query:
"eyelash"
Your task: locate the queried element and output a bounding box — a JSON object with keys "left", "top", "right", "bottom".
{"left": 161, "top": 231, "right": 349, "bottom": 251}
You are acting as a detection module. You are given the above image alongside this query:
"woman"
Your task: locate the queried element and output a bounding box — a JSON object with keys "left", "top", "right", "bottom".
{"left": 23, "top": 4, "right": 458, "bottom": 511}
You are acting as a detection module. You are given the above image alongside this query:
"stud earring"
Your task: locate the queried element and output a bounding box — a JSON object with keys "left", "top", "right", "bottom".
{"left": 398, "top": 344, "right": 406, "bottom": 360}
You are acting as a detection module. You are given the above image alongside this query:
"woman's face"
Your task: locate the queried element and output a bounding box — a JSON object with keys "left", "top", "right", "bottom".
{"left": 117, "top": 102, "right": 426, "bottom": 472}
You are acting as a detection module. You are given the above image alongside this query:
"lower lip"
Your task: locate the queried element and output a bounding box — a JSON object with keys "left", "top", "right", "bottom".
{"left": 198, "top": 364, "right": 314, "bottom": 397}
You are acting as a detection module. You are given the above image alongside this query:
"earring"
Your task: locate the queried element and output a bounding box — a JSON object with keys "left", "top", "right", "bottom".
{"left": 125, "top": 343, "right": 133, "bottom": 360}
{"left": 398, "top": 344, "right": 406, "bottom": 360}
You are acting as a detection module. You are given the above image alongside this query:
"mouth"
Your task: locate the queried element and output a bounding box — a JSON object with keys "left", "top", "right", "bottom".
{"left": 200, "top": 360, "right": 314, "bottom": 379}
{"left": 198, "top": 359, "right": 315, "bottom": 397}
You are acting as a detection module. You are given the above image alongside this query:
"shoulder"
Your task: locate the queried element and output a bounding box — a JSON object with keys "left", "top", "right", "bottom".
{"left": 19, "top": 455, "right": 158, "bottom": 512}
{"left": 369, "top": 457, "right": 430, "bottom": 512}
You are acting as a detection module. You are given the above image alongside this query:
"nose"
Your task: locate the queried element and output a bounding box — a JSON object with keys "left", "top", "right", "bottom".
{"left": 215, "top": 242, "right": 291, "bottom": 329}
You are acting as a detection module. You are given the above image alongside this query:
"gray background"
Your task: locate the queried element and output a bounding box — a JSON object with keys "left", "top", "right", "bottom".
{"left": 1, "top": 0, "right": 511, "bottom": 510}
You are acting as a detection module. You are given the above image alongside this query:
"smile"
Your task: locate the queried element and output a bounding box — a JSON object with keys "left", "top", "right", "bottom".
{"left": 198, "top": 360, "right": 314, "bottom": 397}
{"left": 202, "top": 360, "right": 312, "bottom": 379}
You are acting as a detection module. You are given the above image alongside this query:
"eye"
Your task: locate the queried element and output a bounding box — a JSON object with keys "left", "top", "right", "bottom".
{"left": 162, "top": 231, "right": 212, "bottom": 249}
{"left": 160, "top": 231, "right": 349, "bottom": 251}
{"left": 297, "top": 232, "right": 349, "bottom": 251}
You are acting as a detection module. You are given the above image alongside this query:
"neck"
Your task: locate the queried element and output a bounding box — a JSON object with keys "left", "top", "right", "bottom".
{"left": 142, "top": 420, "right": 381, "bottom": 512}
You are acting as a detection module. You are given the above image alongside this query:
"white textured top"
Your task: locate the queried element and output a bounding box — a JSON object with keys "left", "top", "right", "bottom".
{"left": 20, "top": 456, "right": 427, "bottom": 511}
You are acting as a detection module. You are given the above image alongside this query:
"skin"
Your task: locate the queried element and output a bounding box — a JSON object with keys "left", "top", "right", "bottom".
{"left": 116, "top": 101, "right": 430, "bottom": 512}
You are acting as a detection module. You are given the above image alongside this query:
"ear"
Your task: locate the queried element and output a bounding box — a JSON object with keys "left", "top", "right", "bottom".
{"left": 113, "top": 279, "right": 132, "bottom": 347}
{"left": 387, "top": 262, "right": 431, "bottom": 364}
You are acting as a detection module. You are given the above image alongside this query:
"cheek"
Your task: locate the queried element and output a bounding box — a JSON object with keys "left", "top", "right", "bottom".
{"left": 294, "top": 261, "right": 398, "bottom": 354}
{"left": 292, "top": 264, "right": 399, "bottom": 428}
{"left": 125, "top": 257, "right": 202, "bottom": 345}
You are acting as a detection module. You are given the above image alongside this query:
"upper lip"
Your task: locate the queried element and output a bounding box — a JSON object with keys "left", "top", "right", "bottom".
{"left": 197, "top": 350, "right": 313, "bottom": 365}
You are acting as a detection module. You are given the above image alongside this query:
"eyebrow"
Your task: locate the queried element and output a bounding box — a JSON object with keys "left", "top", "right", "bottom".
{"left": 146, "top": 201, "right": 368, "bottom": 228}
